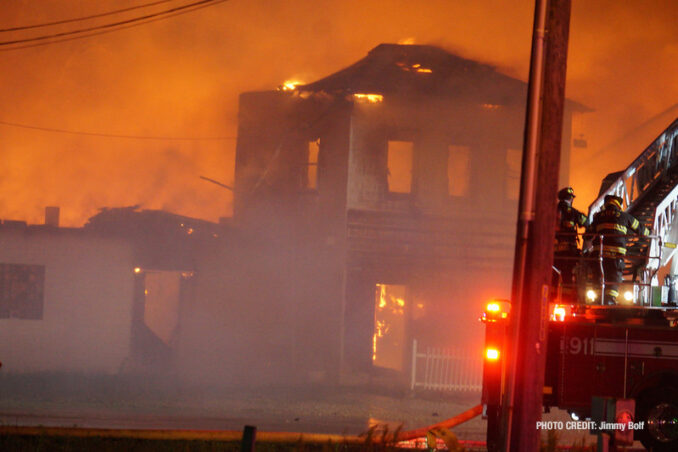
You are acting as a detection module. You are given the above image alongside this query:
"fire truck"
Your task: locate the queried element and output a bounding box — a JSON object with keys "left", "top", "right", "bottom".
{"left": 482, "top": 302, "right": 678, "bottom": 451}
{"left": 482, "top": 119, "right": 678, "bottom": 451}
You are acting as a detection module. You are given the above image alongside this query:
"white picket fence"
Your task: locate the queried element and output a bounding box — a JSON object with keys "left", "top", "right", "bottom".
{"left": 410, "top": 339, "right": 483, "bottom": 392}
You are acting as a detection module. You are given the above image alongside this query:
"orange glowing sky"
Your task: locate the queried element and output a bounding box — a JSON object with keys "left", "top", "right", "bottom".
{"left": 1, "top": 0, "right": 677, "bottom": 225}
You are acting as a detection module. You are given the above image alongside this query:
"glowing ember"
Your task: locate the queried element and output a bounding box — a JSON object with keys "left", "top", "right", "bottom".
{"left": 353, "top": 93, "right": 383, "bottom": 103}
{"left": 373, "top": 319, "right": 388, "bottom": 360}
{"left": 396, "top": 62, "right": 432, "bottom": 73}
{"left": 280, "top": 80, "right": 303, "bottom": 91}
{"left": 482, "top": 103, "right": 501, "bottom": 110}
{"left": 398, "top": 37, "right": 416, "bottom": 45}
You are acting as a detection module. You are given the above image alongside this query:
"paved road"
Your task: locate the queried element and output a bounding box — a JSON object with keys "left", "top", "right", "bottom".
{"left": 0, "top": 384, "right": 484, "bottom": 438}
{"left": 2, "top": 382, "right": 627, "bottom": 448}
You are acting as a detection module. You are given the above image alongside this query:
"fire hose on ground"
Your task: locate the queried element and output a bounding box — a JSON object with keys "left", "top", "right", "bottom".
{"left": 0, "top": 404, "right": 483, "bottom": 447}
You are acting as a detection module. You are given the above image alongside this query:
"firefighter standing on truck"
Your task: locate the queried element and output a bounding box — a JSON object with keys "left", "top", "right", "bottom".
{"left": 588, "top": 194, "right": 650, "bottom": 304}
{"left": 554, "top": 187, "right": 588, "bottom": 298}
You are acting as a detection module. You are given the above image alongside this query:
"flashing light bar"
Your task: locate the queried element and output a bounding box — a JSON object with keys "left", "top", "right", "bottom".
{"left": 486, "top": 302, "right": 500, "bottom": 312}
{"left": 481, "top": 300, "right": 511, "bottom": 323}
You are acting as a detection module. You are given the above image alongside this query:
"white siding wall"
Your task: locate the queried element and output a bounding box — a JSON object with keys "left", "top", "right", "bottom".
{"left": 0, "top": 230, "right": 134, "bottom": 374}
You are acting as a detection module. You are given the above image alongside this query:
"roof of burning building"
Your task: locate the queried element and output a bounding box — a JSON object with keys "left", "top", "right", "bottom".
{"left": 299, "top": 43, "right": 526, "bottom": 104}
{"left": 84, "top": 206, "right": 222, "bottom": 270}
{"left": 298, "top": 43, "right": 589, "bottom": 110}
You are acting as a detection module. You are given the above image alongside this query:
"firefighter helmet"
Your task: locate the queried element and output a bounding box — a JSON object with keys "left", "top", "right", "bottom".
{"left": 558, "top": 187, "right": 575, "bottom": 200}
{"left": 604, "top": 194, "right": 623, "bottom": 209}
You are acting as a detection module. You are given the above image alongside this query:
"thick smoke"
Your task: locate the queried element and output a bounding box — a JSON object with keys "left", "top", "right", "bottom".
{"left": 1, "top": 0, "right": 677, "bottom": 222}
{"left": 3, "top": 0, "right": 678, "bottom": 436}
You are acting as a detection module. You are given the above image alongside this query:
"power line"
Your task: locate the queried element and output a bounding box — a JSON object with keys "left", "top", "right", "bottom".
{"left": 0, "top": 0, "right": 223, "bottom": 46}
{"left": 0, "top": 0, "right": 177, "bottom": 32}
{"left": 0, "top": 120, "right": 237, "bottom": 141}
{"left": 0, "top": 0, "right": 229, "bottom": 50}
{"left": 0, "top": 1, "right": 228, "bottom": 52}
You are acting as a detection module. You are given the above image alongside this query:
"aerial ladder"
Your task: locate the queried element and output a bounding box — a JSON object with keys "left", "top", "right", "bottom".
{"left": 586, "top": 118, "right": 678, "bottom": 304}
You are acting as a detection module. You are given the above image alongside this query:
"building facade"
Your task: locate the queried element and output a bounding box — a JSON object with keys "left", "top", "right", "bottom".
{"left": 0, "top": 223, "right": 135, "bottom": 374}
{"left": 228, "top": 44, "right": 583, "bottom": 383}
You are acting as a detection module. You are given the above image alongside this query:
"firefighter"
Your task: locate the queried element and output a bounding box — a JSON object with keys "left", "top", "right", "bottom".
{"left": 554, "top": 187, "right": 588, "bottom": 297}
{"left": 588, "top": 194, "right": 650, "bottom": 304}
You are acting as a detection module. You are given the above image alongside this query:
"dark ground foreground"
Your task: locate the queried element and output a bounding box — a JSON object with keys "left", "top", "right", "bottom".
{"left": 0, "top": 374, "right": 617, "bottom": 450}
{"left": 0, "top": 434, "right": 424, "bottom": 452}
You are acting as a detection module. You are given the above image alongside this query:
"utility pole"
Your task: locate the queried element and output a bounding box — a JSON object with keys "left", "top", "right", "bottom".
{"left": 501, "top": 0, "right": 572, "bottom": 451}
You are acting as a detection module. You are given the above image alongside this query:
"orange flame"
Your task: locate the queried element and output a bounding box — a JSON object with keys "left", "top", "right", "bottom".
{"left": 373, "top": 284, "right": 405, "bottom": 361}
{"left": 353, "top": 93, "right": 383, "bottom": 103}
{"left": 398, "top": 37, "right": 416, "bottom": 45}
{"left": 280, "top": 80, "right": 303, "bottom": 91}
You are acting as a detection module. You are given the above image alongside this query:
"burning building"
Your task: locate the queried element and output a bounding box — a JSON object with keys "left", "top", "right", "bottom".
{"left": 1, "top": 44, "right": 585, "bottom": 390}
{"left": 183, "top": 43, "right": 585, "bottom": 386}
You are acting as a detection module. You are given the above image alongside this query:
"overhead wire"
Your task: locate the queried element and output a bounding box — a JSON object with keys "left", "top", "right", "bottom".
{"left": 0, "top": 0, "right": 225, "bottom": 53}
{"left": 0, "top": 0, "right": 177, "bottom": 32}
{"left": 0, "top": 120, "right": 236, "bottom": 141}
{"left": 0, "top": 0, "right": 230, "bottom": 51}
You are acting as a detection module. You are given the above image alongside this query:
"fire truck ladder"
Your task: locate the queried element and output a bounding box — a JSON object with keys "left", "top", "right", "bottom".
{"left": 587, "top": 118, "right": 678, "bottom": 295}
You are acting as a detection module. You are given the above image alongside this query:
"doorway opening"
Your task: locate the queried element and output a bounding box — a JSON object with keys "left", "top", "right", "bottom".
{"left": 373, "top": 283, "right": 408, "bottom": 371}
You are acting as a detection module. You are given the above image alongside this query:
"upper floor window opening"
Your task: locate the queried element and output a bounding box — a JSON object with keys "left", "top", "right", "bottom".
{"left": 448, "top": 145, "right": 470, "bottom": 197}
{"left": 387, "top": 140, "right": 413, "bottom": 194}
{"left": 306, "top": 139, "right": 320, "bottom": 190}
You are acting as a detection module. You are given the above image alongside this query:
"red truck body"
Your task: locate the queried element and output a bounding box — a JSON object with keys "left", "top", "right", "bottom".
{"left": 544, "top": 306, "right": 678, "bottom": 413}
{"left": 482, "top": 303, "right": 678, "bottom": 451}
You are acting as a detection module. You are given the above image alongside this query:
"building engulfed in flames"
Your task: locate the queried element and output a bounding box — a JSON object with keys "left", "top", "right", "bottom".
{"left": 203, "top": 43, "right": 587, "bottom": 385}
{"left": 0, "top": 44, "right": 587, "bottom": 388}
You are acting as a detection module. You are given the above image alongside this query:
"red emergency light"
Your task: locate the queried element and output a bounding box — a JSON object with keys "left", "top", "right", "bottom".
{"left": 481, "top": 300, "right": 510, "bottom": 323}
{"left": 549, "top": 303, "right": 572, "bottom": 322}
{"left": 485, "top": 347, "right": 500, "bottom": 361}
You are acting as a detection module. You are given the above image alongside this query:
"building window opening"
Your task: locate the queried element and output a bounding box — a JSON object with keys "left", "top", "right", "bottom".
{"left": 387, "top": 140, "right": 413, "bottom": 193}
{"left": 306, "top": 140, "right": 319, "bottom": 190}
{"left": 143, "top": 271, "right": 182, "bottom": 346}
{"left": 0, "top": 264, "right": 45, "bottom": 319}
{"left": 506, "top": 148, "right": 522, "bottom": 200}
{"left": 373, "top": 283, "right": 407, "bottom": 371}
{"left": 448, "top": 145, "right": 470, "bottom": 197}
